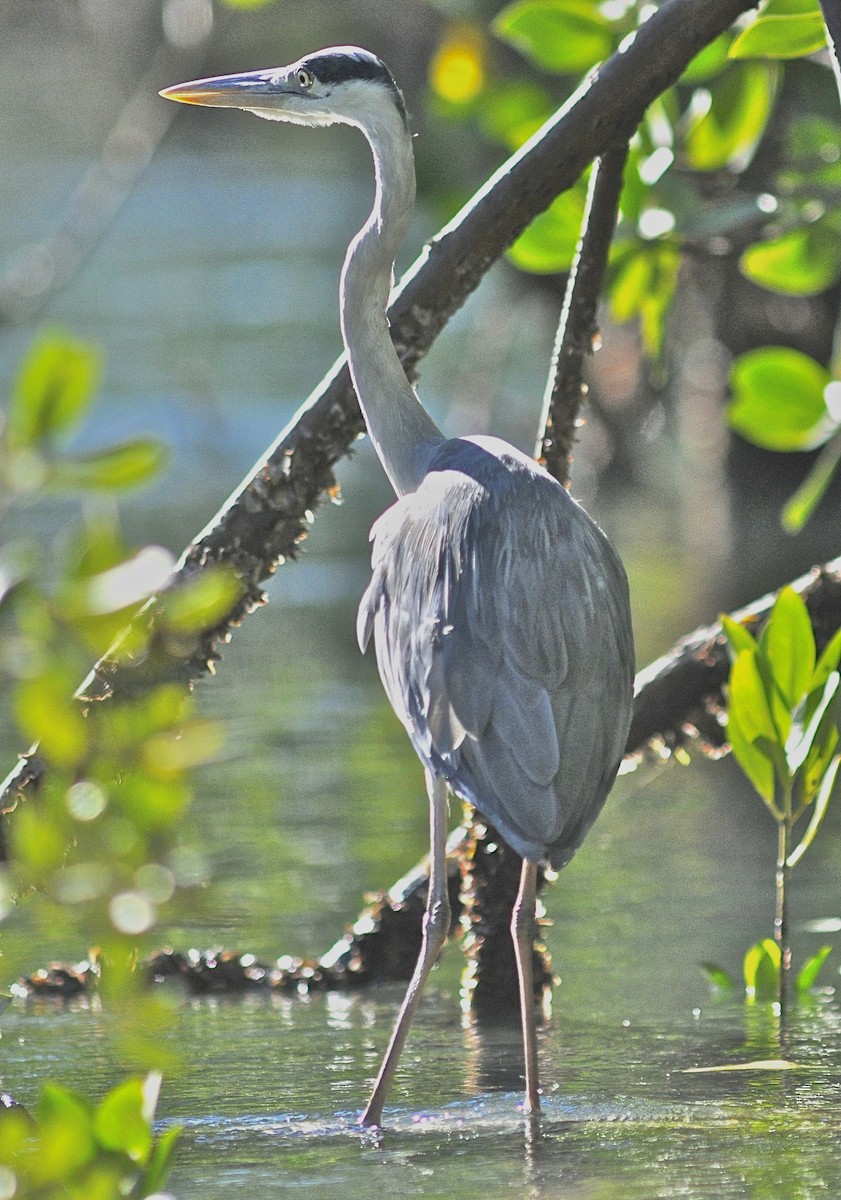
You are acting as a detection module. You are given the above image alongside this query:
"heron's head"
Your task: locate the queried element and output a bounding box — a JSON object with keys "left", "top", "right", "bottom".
{"left": 160, "top": 46, "right": 408, "bottom": 134}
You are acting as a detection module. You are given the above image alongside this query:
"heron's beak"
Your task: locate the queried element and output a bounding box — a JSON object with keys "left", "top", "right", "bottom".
{"left": 160, "top": 69, "right": 278, "bottom": 108}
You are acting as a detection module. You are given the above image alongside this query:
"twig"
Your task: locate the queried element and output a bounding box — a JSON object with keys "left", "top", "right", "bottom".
{"left": 536, "top": 142, "right": 630, "bottom": 486}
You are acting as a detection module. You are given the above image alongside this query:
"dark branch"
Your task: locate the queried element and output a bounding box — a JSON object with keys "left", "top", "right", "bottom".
{"left": 537, "top": 143, "right": 630, "bottom": 486}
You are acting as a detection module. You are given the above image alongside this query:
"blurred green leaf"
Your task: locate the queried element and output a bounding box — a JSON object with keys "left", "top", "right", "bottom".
{"left": 700, "top": 961, "right": 735, "bottom": 989}
{"left": 744, "top": 937, "right": 781, "bottom": 1000}
{"left": 782, "top": 432, "right": 841, "bottom": 532}
{"left": 610, "top": 244, "right": 680, "bottom": 357}
{"left": 160, "top": 567, "right": 241, "bottom": 634}
{"left": 52, "top": 438, "right": 167, "bottom": 492}
{"left": 508, "top": 181, "right": 587, "bottom": 273}
{"left": 493, "top": 0, "right": 614, "bottom": 73}
{"left": 93, "top": 1076, "right": 154, "bottom": 1163}
{"left": 796, "top": 944, "right": 833, "bottom": 991}
{"left": 15, "top": 672, "right": 87, "bottom": 767}
{"left": 760, "top": 587, "right": 815, "bottom": 710}
{"left": 681, "top": 33, "right": 733, "bottom": 82}
{"left": 139, "top": 1122, "right": 182, "bottom": 1194}
{"left": 478, "top": 80, "right": 552, "bottom": 149}
{"left": 32, "top": 1084, "right": 95, "bottom": 1185}
{"left": 727, "top": 347, "right": 833, "bottom": 451}
{"left": 740, "top": 223, "right": 841, "bottom": 296}
{"left": 6, "top": 332, "right": 100, "bottom": 451}
{"left": 729, "top": 11, "right": 826, "bottom": 59}
{"left": 684, "top": 63, "right": 777, "bottom": 171}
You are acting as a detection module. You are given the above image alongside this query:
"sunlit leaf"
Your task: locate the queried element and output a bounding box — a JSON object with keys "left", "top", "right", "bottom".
{"left": 683, "top": 63, "right": 777, "bottom": 171}
{"left": 493, "top": 0, "right": 614, "bottom": 73}
{"left": 51, "top": 438, "right": 167, "bottom": 492}
{"left": 727, "top": 347, "right": 832, "bottom": 451}
{"left": 609, "top": 243, "right": 680, "bottom": 357}
{"left": 509, "top": 182, "right": 588, "bottom": 273}
{"left": 788, "top": 674, "right": 838, "bottom": 784}
{"left": 795, "top": 944, "right": 833, "bottom": 991}
{"left": 729, "top": 12, "right": 826, "bottom": 59}
{"left": 93, "top": 1077, "right": 154, "bottom": 1163}
{"left": 727, "top": 717, "right": 778, "bottom": 806}
{"left": 721, "top": 612, "right": 759, "bottom": 659}
{"left": 743, "top": 937, "right": 781, "bottom": 1000}
{"left": 760, "top": 587, "right": 815, "bottom": 709}
{"left": 729, "top": 646, "right": 789, "bottom": 756}
{"left": 790, "top": 750, "right": 839, "bottom": 863}
{"left": 740, "top": 223, "right": 841, "bottom": 296}
{"left": 6, "top": 332, "right": 101, "bottom": 451}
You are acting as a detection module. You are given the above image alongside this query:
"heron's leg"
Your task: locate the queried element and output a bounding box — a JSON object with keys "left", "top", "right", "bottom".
{"left": 511, "top": 857, "right": 541, "bottom": 1116}
{"left": 360, "top": 769, "right": 451, "bottom": 1127}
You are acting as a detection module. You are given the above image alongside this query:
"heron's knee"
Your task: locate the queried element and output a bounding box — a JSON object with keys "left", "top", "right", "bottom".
{"left": 423, "top": 894, "right": 451, "bottom": 956}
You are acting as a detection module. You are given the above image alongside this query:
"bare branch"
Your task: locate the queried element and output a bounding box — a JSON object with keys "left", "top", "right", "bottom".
{"left": 536, "top": 142, "right": 630, "bottom": 486}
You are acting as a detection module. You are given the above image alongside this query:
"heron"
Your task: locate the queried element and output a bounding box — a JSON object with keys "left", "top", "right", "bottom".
{"left": 161, "top": 46, "right": 635, "bottom": 1128}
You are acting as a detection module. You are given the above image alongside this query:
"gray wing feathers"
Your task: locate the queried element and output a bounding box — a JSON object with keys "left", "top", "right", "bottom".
{"left": 357, "top": 453, "right": 634, "bottom": 866}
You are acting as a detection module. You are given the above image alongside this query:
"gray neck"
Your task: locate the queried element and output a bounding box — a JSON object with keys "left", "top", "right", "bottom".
{"left": 340, "top": 106, "right": 443, "bottom": 497}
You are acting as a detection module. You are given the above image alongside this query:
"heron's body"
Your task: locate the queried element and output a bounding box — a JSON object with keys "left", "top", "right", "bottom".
{"left": 162, "top": 46, "right": 634, "bottom": 1128}
{"left": 359, "top": 433, "right": 632, "bottom": 869}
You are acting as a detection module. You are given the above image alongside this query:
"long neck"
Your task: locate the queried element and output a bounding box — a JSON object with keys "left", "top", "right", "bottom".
{"left": 340, "top": 107, "right": 444, "bottom": 497}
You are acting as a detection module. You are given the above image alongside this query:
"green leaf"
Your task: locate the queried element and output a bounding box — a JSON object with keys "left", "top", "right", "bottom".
{"left": 32, "top": 1084, "right": 96, "bottom": 1185}
{"left": 744, "top": 938, "right": 781, "bottom": 1000}
{"left": 684, "top": 63, "right": 777, "bottom": 171}
{"left": 700, "top": 961, "right": 735, "bottom": 989}
{"left": 478, "top": 80, "right": 552, "bottom": 150}
{"left": 761, "top": 586, "right": 815, "bottom": 710}
{"left": 609, "top": 244, "right": 680, "bottom": 356}
{"left": 789, "top": 674, "right": 838, "bottom": 785}
{"left": 721, "top": 612, "right": 759, "bottom": 659}
{"left": 160, "top": 567, "right": 241, "bottom": 634}
{"left": 493, "top": 0, "right": 615, "bottom": 73}
{"left": 726, "top": 699, "right": 778, "bottom": 805}
{"left": 740, "top": 223, "right": 841, "bottom": 296}
{"left": 810, "top": 626, "right": 841, "bottom": 696}
{"left": 51, "top": 438, "right": 167, "bottom": 492}
{"left": 729, "top": 12, "right": 826, "bottom": 59}
{"left": 92, "top": 1076, "right": 155, "bottom": 1163}
{"left": 6, "top": 332, "right": 100, "bottom": 451}
{"left": 15, "top": 672, "right": 88, "bottom": 768}
{"left": 138, "top": 1123, "right": 182, "bottom": 1194}
{"left": 790, "top": 750, "right": 839, "bottom": 864}
{"left": 795, "top": 944, "right": 833, "bottom": 992}
{"left": 727, "top": 347, "right": 832, "bottom": 451}
{"left": 782, "top": 431, "right": 841, "bottom": 532}
{"left": 509, "top": 181, "right": 588, "bottom": 273}
{"left": 730, "top": 648, "right": 785, "bottom": 745}
{"left": 681, "top": 33, "right": 732, "bottom": 82}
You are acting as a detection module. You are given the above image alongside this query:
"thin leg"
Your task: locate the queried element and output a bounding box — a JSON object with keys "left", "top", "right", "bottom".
{"left": 510, "top": 857, "right": 541, "bottom": 1116}
{"left": 360, "top": 770, "right": 451, "bottom": 1127}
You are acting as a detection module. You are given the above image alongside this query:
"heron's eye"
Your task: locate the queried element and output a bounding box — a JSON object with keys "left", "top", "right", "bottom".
{"left": 297, "top": 68, "right": 314, "bottom": 90}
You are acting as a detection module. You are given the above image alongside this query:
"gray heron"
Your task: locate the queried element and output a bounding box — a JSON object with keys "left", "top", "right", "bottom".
{"left": 162, "top": 46, "right": 635, "bottom": 1128}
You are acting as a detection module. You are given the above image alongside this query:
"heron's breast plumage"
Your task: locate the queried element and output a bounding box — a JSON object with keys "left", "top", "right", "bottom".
{"left": 357, "top": 436, "right": 634, "bottom": 868}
